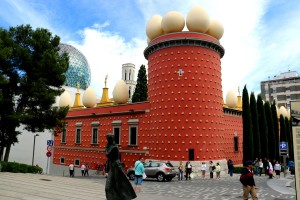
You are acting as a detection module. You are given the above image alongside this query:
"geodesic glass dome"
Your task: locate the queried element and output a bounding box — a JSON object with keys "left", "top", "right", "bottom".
{"left": 59, "top": 43, "right": 91, "bottom": 90}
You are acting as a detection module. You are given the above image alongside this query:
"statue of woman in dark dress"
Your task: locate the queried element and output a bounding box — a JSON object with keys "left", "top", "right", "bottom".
{"left": 105, "top": 133, "right": 137, "bottom": 200}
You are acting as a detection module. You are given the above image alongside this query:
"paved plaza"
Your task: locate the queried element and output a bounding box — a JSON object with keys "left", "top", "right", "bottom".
{"left": 0, "top": 172, "right": 296, "bottom": 200}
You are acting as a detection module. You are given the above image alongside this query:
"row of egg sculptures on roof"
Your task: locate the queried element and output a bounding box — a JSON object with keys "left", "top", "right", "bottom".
{"left": 146, "top": 5, "right": 224, "bottom": 42}
{"left": 223, "top": 89, "right": 291, "bottom": 119}
{"left": 58, "top": 80, "right": 129, "bottom": 108}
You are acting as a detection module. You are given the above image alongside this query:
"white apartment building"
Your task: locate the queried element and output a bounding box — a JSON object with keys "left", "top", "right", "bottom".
{"left": 261, "top": 71, "right": 300, "bottom": 109}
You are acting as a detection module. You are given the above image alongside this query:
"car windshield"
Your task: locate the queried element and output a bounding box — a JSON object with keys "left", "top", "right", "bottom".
{"left": 166, "top": 162, "right": 173, "bottom": 167}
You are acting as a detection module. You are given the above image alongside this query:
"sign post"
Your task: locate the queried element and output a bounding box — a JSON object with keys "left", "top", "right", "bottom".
{"left": 279, "top": 141, "right": 288, "bottom": 177}
{"left": 46, "top": 140, "right": 53, "bottom": 175}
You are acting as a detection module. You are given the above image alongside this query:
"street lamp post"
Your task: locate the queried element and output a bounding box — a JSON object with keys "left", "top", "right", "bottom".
{"left": 32, "top": 134, "right": 39, "bottom": 166}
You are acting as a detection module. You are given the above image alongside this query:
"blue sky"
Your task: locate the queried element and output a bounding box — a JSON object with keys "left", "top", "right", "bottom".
{"left": 0, "top": 0, "right": 299, "bottom": 99}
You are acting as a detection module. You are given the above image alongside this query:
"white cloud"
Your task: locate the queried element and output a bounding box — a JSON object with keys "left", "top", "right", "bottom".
{"left": 68, "top": 24, "right": 147, "bottom": 97}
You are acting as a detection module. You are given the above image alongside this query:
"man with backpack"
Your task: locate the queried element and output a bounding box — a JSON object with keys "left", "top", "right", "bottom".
{"left": 240, "top": 160, "right": 258, "bottom": 200}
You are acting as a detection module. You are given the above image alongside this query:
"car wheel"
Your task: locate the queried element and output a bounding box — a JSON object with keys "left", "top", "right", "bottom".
{"left": 157, "top": 173, "right": 165, "bottom": 182}
{"left": 128, "top": 172, "right": 135, "bottom": 180}
{"left": 166, "top": 177, "right": 172, "bottom": 182}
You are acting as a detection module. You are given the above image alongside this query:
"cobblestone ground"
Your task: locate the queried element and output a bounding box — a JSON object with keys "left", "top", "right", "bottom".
{"left": 137, "top": 175, "right": 296, "bottom": 200}
{"left": 0, "top": 172, "right": 296, "bottom": 200}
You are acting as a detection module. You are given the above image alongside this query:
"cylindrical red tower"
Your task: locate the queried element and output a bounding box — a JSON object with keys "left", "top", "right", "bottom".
{"left": 144, "top": 32, "right": 225, "bottom": 161}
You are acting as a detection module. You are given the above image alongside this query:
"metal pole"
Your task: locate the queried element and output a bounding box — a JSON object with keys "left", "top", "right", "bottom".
{"left": 32, "top": 135, "right": 36, "bottom": 166}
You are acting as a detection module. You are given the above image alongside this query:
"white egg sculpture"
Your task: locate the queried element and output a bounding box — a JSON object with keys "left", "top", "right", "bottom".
{"left": 113, "top": 80, "right": 129, "bottom": 104}
{"left": 146, "top": 15, "right": 164, "bottom": 40}
{"left": 287, "top": 108, "right": 290, "bottom": 119}
{"left": 225, "top": 89, "right": 237, "bottom": 108}
{"left": 161, "top": 11, "right": 185, "bottom": 34}
{"left": 279, "top": 106, "right": 287, "bottom": 117}
{"left": 59, "top": 91, "right": 72, "bottom": 107}
{"left": 186, "top": 6, "right": 210, "bottom": 33}
{"left": 82, "top": 86, "right": 96, "bottom": 108}
{"left": 205, "top": 19, "right": 224, "bottom": 40}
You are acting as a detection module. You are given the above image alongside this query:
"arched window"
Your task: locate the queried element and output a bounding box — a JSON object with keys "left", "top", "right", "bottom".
{"left": 129, "top": 86, "right": 131, "bottom": 98}
{"left": 124, "top": 70, "right": 127, "bottom": 80}
{"left": 129, "top": 70, "right": 131, "bottom": 80}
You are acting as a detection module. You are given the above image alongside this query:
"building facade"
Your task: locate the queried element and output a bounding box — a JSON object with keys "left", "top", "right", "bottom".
{"left": 261, "top": 71, "right": 300, "bottom": 109}
{"left": 52, "top": 31, "right": 244, "bottom": 174}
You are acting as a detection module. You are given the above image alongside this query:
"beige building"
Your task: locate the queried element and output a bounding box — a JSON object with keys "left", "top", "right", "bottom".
{"left": 261, "top": 71, "right": 300, "bottom": 109}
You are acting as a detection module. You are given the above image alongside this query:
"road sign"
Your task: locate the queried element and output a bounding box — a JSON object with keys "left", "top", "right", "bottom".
{"left": 46, "top": 151, "right": 52, "bottom": 157}
{"left": 47, "top": 140, "right": 54, "bottom": 146}
{"left": 279, "top": 142, "right": 288, "bottom": 150}
{"left": 47, "top": 146, "right": 52, "bottom": 151}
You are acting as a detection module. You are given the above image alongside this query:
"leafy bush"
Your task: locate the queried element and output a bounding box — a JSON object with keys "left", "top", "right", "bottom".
{"left": 233, "top": 166, "right": 243, "bottom": 174}
{"left": 0, "top": 161, "right": 42, "bottom": 174}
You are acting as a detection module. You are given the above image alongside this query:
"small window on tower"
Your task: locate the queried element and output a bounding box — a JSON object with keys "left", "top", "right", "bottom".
{"left": 234, "top": 136, "right": 238, "bottom": 152}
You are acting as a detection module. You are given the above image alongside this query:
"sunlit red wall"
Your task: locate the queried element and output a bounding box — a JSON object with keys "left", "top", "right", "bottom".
{"left": 145, "top": 32, "right": 226, "bottom": 161}
{"left": 223, "top": 109, "right": 243, "bottom": 165}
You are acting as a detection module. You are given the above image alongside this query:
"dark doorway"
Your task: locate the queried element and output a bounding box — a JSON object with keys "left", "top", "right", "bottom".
{"left": 188, "top": 149, "right": 194, "bottom": 161}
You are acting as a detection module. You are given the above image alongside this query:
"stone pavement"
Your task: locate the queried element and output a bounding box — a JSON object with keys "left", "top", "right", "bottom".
{"left": 0, "top": 172, "right": 296, "bottom": 200}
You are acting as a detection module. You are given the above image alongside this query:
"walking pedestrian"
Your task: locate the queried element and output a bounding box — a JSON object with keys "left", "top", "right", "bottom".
{"left": 267, "top": 159, "right": 273, "bottom": 179}
{"left": 274, "top": 161, "right": 281, "bottom": 178}
{"left": 81, "top": 164, "right": 86, "bottom": 176}
{"left": 134, "top": 157, "right": 145, "bottom": 193}
{"left": 228, "top": 160, "right": 234, "bottom": 177}
{"left": 215, "top": 162, "right": 221, "bottom": 179}
{"left": 85, "top": 163, "right": 90, "bottom": 176}
{"left": 178, "top": 161, "right": 184, "bottom": 180}
{"left": 258, "top": 158, "right": 263, "bottom": 176}
{"left": 185, "top": 161, "right": 192, "bottom": 180}
{"left": 253, "top": 158, "right": 259, "bottom": 176}
{"left": 209, "top": 161, "right": 214, "bottom": 179}
{"left": 240, "top": 160, "right": 258, "bottom": 200}
{"left": 69, "top": 163, "right": 74, "bottom": 177}
{"left": 201, "top": 162, "right": 206, "bottom": 179}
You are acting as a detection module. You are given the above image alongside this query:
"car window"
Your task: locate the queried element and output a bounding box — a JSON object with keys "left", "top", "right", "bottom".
{"left": 166, "top": 162, "right": 173, "bottom": 167}
{"left": 144, "top": 162, "right": 151, "bottom": 168}
{"left": 150, "top": 162, "right": 160, "bottom": 167}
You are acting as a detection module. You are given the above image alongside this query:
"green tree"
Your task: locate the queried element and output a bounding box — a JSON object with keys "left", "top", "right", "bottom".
{"left": 264, "top": 101, "right": 275, "bottom": 160}
{"left": 0, "top": 25, "right": 69, "bottom": 161}
{"left": 250, "top": 92, "right": 261, "bottom": 158}
{"left": 132, "top": 64, "right": 148, "bottom": 102}
{"left": 279, "top": 115, "right": 287, "bottom": 142}
{"left": 271, "top": 101, "right": 279, "bottom": 160}
{"left": 285, "top": 117, "right": 293, "bottom": 158}
{"left": 242, "top": 85, "right": 253, "bottom": 163}
{"left": 257, "top": 94, "right": 269, "bottom": 159}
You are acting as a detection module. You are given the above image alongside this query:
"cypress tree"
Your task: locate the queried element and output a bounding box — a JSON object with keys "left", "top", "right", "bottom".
{"left": 250, "top": 92, "right": 261, "bottom": 158}
{"left": 264, "top": 101, "right": 276, "bottom": 160}
{"left": 271, "top": 101, "right": 280, "bottom": 161}
{"left": 279, "top": 115, "right": 287, "bottom": 142}
{"left": 242, "top": 85, "right": 253, "bottom": 163}
{"left": 285, "top": 117, "right": 293, "bottom": 158}
{"left": 132, "top": 64, "right": 148, "bottom": 102}
{"left": 257, "top": 94, "right": 269, "bottom": 159}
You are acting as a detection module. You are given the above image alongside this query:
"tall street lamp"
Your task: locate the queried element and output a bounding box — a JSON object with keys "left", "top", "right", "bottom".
{"left": 32, "top": 134, "right": 39, "bottom": 166}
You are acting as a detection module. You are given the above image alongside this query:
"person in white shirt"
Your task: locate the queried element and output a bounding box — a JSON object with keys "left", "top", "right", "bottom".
{"left": 201, "top": 162, "right": 206, "bottom": 179}
{"left": 69, "top": 163, "right": 74, "bottom": 177}
{"left": 185, "top": 161, "right": 192, "bottom": 180}
{"left": 258, "top": 159, "right": 263, "bottom": 176}
{"left": 267, "top": 160, "right": 273, "bottom": 179}
{"left": 274, "top": 161, "right": 281, "bottom": 178}
{"left": 81, "top": 164, "right": 86, "bottom": 176}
